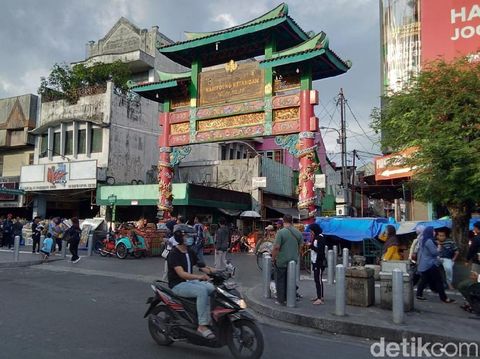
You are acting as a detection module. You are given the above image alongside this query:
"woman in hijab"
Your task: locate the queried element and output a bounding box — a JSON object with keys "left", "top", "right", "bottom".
{"left": 409, "top": 225, "right": 425, "bottom": 285}
{"left": 416, "top": 226, "right": 455, "bottom": 303}
{"left": 382, "top": 225, "right": 401, "bottom": 261}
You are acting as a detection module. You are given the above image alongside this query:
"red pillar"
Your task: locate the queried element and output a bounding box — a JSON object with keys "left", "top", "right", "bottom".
{"left": 158, "top": 112, "right": 173, "bottom": 219}
{"left": 298, "top": 90, "right": 319, "bottom": 224}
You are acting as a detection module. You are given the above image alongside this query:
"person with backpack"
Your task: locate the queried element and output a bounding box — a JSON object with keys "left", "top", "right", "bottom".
{"left": 64, "top": 217, "right": 81, "bottom": 263}
{"left": 309, "top": 223, "right": 327, "bottom": 305}
{"left": 437, "top": 228, "right": 459, "bottom": 290}
{"left": 271, "top": 215, "right": 303, "bottom": 305}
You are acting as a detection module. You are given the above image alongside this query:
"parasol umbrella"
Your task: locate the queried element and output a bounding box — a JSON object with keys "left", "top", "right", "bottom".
{"left": 240, "top": 211, "right": 261, "bottom": 218}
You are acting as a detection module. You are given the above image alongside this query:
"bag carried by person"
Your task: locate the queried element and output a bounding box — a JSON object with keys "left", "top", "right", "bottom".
{"left": 161, "top": 248, "right": 170, "bottom": 259}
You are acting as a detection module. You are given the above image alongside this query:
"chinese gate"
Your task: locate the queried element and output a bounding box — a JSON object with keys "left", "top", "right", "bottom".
{"left": 131, "top": 3, "right": 350, "bottom": 223}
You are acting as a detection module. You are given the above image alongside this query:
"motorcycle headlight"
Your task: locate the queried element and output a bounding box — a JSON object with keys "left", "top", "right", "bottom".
{"left": 235, "top": 299, "right": 247, "bottom": 309}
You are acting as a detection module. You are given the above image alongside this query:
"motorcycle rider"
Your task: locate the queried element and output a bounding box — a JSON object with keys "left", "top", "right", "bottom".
{"left": 167, "top": 225, "right": 217, "bottom": 340}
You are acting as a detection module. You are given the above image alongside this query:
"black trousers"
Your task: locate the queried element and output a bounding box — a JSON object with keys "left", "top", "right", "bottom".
{"left": 4, "top": 233, "right": 13, "bottom": 248}
{"left": 69, "top": 240, "right": 79, "bottom": 261}
{"left": 312, "top": 263, "right": 325, "bottom": 299}
{"left": 54, "top": 238, "right": 62, "bottom": 252}
{"left": 274, "top": 265, "right": 288, "bottom": 303}
{"left": 417, "top": 265, "right": 447, "bottom": 301}
{"left": 32, "top": 237, "right": 40, "bottom": 252}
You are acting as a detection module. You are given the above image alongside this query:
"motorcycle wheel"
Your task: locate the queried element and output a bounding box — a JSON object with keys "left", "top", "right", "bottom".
{"left": 116, "top": 243, "right": 128, "bottom": 259}
{"left": 148, "top": 306, "right": 174, "bottom": 346}
{"left": 227, "top": 319, "right": 264, "bottom": 359}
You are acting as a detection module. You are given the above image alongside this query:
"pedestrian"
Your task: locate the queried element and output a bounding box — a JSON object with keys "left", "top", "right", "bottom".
{"left": 309, "top": 223, "right": 326, "bottom": 305}
{"left": 458, "top": 270, "right": 480, "bottom": 314}
{"left": 13, "top": 217, "right": 24, "bottom": 246}
{"left": 31, "top": 217, "right": 42, "bottom": 253}
{"left": 409, "top": 225, "right": 424, "bottom": 286}
{"left": 467, "top": 221, "right": 480, "bottom": 273}
{"left": 271, "top": 215, "right": 303, "bottom": 305}
{"left": 193, "top": 216, "right": 205, "bottom": 264}
{"left": 161, "top": 233, "right": 178, "bottom": 281}
{"left": 214, "top": 217, "right": 230, "bottom": 270}
{"left": 40, "top": 233, "right": 54, "bottom": 262}
{"left": 437, "top": 228, "right": 459, "bottom": 290}
{"left": 65, "top": 217, "right": 81, "bottom": 263}
{"left": 48, "top": 217, "right": 63, "bottom": 253}
{"left": 382, "top": 225, "right": 401, "bottom": 261}
{"left": 416, "top": 226, "right": 455, "bottom": 303}
{"left": 2, "top": 214, "right": 14, "bottom": 249}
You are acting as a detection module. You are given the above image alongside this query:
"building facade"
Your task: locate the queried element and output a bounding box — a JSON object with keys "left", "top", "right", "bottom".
{"left": 19, "top": 17, "right": 181, "bottom": 218}
{"left": 0, "top": 94, "right": 38, "bottom": 215}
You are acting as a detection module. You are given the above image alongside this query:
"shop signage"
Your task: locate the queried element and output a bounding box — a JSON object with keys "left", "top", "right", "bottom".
{"left": 252, "top": 176, "right": 267, "bottom": 189}
{"left": 20, "top": 160, "right": 97, "bottom": 191}
{"left": 199, "top": 61, "right": 264, "bottom": 106}
{"left": 421, "top": 0, "right": 480, "bottom": 63}
{"left": 375, "top": 148, "right": 416, "bottom": 181}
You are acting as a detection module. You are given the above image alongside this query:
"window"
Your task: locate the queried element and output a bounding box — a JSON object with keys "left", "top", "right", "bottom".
{"left": 221, "top": 147, "right": 227, "bottom": 160}
{"left": 29, "top": 153, "right": 34, "bottom": 165}
{"left": 236, "top": 151, "right": 241, "bottom": 159}
{"left": 90, "top": 128, "right": 103, "bottom": 153}
{"left": 274, "top": 150, "right": 284, "bottom": 164}
{"left": 78, "top": 129, "right": 86, "bottom": 154}
{"left": 39, "top": 134, "right": 48, "bottom": 157}
{"left": 0, "top": 155, "right": 3, "bottom": 177}
{"left": 53, "top": 132, "right": 61, "bottom": 156}
{"left": 65, "top": 131, "right": 73, "bottom": 155}
{"left": 229, "top": 148, "right": 234, "bottom": 160}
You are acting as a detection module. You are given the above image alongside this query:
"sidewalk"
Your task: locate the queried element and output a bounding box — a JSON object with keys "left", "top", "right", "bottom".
{"left": 0, "top": 246, "right": 63, "bottom": 267}
{"left": 246, "top": 277, "right": 480, "bottom": 345}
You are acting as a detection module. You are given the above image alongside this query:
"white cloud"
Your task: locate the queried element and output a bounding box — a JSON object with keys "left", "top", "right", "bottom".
{"left": 213, "top": 13, "right": 237, "bottom": 28}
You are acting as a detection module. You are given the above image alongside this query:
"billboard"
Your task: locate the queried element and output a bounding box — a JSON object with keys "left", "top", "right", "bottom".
{"left": 20, "top": 160, "right": 97, "bottom": 191}
{"left": 422, "top": 0, "right": 480, "bottom": 63}
{"left": 381, "top": 0, "right": 421, "bottom": 93}
{"left": 375, "top": 147, "right": 417, "bottom": 181}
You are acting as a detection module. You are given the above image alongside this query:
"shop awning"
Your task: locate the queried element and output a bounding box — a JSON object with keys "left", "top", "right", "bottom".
{"left": 266, "top": 205, "right": 299, "bottom": 218}
{"left": 218, "top": 208, "right": 243, "bottom": 217}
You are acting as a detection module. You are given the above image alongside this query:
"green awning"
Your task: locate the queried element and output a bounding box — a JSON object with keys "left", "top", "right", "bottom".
{"left": 97, "top": 184, "right": 188, "bottom": 206}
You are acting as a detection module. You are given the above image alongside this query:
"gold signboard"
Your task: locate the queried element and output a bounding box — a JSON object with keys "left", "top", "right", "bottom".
{"left": 199, "top": 61, "right": 264, "bottom": 106}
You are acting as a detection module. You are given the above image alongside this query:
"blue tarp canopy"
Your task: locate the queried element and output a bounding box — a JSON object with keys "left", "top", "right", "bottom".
{"left": 313, "top": 217, "right": 480, "bottom": 242}
{"left": 314, "top": 217, "right": 389, "bottom": 242}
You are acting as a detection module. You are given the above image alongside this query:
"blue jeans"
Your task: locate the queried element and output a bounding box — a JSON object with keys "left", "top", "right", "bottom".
{"left": 172, "top": 280, "right": 215, "bottom": 326}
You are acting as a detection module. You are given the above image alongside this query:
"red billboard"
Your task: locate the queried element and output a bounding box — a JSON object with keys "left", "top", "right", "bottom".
{"left": 421, "top": 0, "right": 480, "bottom": 63}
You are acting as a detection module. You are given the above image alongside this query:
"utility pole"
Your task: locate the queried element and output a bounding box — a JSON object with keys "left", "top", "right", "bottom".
{"left": 339, "top": 89, "right": 348, "bottom": 201}
{"left": 351, "top": 149, "right": 358, "bottom": 215}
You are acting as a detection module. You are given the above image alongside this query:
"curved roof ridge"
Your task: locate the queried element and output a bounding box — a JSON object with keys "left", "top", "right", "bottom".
{"left": 184, "top": 3, "right": 288, "bottom": 41}
{"left": 270, "top": 32, "right": 329, "bottom": 59}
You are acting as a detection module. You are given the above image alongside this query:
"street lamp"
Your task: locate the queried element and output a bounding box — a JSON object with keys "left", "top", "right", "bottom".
{"left": 319, "top": 126, "right": 341, "bottom": 144}
{"left": 108, "top": 194, "right": 117, "bottom": 231}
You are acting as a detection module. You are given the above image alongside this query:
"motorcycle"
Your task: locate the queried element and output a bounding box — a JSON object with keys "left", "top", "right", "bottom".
{"left": 95, "top": 232, "right": 147, "bottom": 259}
{"left": 144, "top": 270, "right": 264, "bottom": 359}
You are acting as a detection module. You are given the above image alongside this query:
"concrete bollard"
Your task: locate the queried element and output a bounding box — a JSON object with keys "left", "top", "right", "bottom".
{"left": 327, "top": 250, "right": 334, "bottom": 285}
{"left": 87, "top": 233, "right": 94, "bottom": 256}
{"left": 13, "top": 235, "right": 20, "bottom": 262}
{"left": 286, "top": 260, "right": 297, "bottom": 308}
{"left": 392, "top": 268, "right": 404, "bottom": 324}
{"left": 342, "top": 248, "right": 349, "bottom": 268}
{"left": 262, "top": 254, "right": 272, "bottom": 299}
{"left": 333, "top": 245, "right": 338, "bottom": 267}
{"left": 61, "top": 241, "right": 67, "bottom": 259}
{"left": 335, "top": 264, "right": 346, "bottom": 316}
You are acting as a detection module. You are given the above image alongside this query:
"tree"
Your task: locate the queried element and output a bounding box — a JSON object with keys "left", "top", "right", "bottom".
{"left": 371, "top": 57, "right": 480, "bottom": 256}
{"left": 39, "top": 61, "right": 131, "bottom": 103}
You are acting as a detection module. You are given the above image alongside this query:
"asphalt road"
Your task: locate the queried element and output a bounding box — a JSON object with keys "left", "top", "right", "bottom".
{"left": 0, "top": 264, "right": 376, "bottom": 359}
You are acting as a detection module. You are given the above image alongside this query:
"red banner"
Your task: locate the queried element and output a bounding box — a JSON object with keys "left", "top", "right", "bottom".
{"left": 422, "top": 0, "right": 480, "bottom": 63}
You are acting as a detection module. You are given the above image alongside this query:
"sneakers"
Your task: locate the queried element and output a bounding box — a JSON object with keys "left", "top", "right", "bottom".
{"left": 72, "top": 257, "right": 81, "bottom": 264}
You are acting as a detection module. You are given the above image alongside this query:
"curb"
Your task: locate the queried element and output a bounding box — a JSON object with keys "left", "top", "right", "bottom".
{"left": 0, "top": 258, "right": 63, "bottom": 269}
{"left": 245, "top": 286, "right": 480, "bottom": 346}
